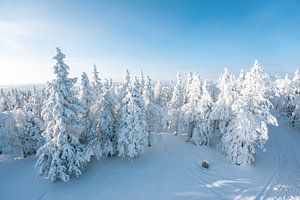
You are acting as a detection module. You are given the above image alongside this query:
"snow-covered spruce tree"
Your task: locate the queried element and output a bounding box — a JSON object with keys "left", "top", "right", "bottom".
{"left": 164, "top": 81, "right": 174, "bottom": 106}
{"left": 235, "top": 69, "right": 246, "bottom": 92}
{"left": 95, "top": 78, "right": 118, "bottom": 158}
{"left": 291, "top": 94, "right": 300, "bottom": 128}
{"left": 13, "top": 109, "right": 44, "bottom": 157}
{"left": 182, "top": 73, "right": 202, "bottom": 140}
{"left": 0, "top": 88, "right": 9, "bottom": 112}
{"left": 0, "top": 109, "right": 44, "bottom": 158}
{"left": 0, "top": 111, "right": 15, "bottom": 155}
{"left": 191, "top": 80, "right": 214, "bottom": 146}
{"left": 210, "top": 68, "right": 236, "bottom": 135}
{"left": 166, "top": 72, "right": 184, "bottom": 135}
{"left": 289, "top": 69, "right": 300, "bottom": 127}
{"left": 153, "top": 80, "right": 166, "bottom": 131}
{"left": 91, "top": 64, "right": 103, "bottom": 95}
{"left": 122, "top": 69, "right": 131, "bottom": 98}
{"left": 292, "top": 69, "right": 300, "bottom": 94}
{"left": 99, "top": 79, "right": 117, "bottom": 156}
{"left": 245, "top": 60, "right": 273, "bottom": 98}
{"left": 273, "top": 74, "right": 295, "bottom": 118}
{"left": 184, "top": 72, "right": 194, "bottom": 104}
{"left": 83, "top": 78, "right": 117, "bottom": 160}
{"left": 10, "top": 89, "right": 22, "bottom": 110}
{"left": 154, "top": 80, "right": 164, "bottom": 107}
{"left": 139, "top": 70, "right": 145, "bottom": 94}
{"left": 116, "top": 77, "right": 147, "bottom": 159}
{"left": 143, "top": 76, "right": 163, "bottom": 146}
{"left": 79, "top": 72, "right": 95, "bottom": 144}
{"left": 35, "top": 48, "right": 86, "bottom": 182}
{"left": 114, "top": 70, "right": 132, "bottom": 131}
{"left": 25, "top": 86, "right": 45, "bottom": 119}
{"left": 221, "top": 60, "right": 277, "bottom": 165}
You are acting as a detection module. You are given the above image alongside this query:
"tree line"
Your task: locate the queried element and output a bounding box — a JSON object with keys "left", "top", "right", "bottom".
{"left": 0, "top": 48, "right": 299, "bottom": 182}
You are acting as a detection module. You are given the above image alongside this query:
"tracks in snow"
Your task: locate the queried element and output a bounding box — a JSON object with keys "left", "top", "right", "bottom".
{"left": 256, "top": 123, "right": 300, "bottom": 200}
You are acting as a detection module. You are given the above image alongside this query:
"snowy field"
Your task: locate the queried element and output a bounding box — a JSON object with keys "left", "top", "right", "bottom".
{"left": 1, "top": 117, "right": 299, "bottom": 200}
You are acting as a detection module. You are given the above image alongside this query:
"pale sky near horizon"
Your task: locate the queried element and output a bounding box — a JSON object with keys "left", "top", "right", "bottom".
{"left": 0, "top": 0, "right": 300, "bottom": 85}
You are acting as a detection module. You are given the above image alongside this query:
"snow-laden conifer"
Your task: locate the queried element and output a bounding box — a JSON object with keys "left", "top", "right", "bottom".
{"left": 166, "top": 72, "right": 184, "bottom": 135}
{"left": 117, "top": 78, "right": 147, "bottom": 159}
{"left": 191, "top": 80, "right": 214, "bottom": 145}
{"left": 35, "top": 48, "right": 86, "bottom": 182}
{"left": 221, "top": 60, "right": 277, "bottom": 165}
{"left": 92, "top": 64, "right": 103, "bottom": 95}
{"left": 99, "top": 79, "right": 117, "bottom": 157}
{"left": 182, "top": 73, "right": 202, "bottom": 139}
{"left": 79, "top": 72, "right": 95, "bottom": 143}
{"left": 0, "top": 89, "right": 9, "bottom": 112}
{"left": 143, "top": 76, "right": 163, "bottom": 146}
{"left": 210, "top": 68, "right": 236, "bottom": 135}
{"left": 0, "top": 109, "right": 43, "bottom": 158}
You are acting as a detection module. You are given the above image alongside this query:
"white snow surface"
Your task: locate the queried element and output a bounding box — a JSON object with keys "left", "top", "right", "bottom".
{"left": 0, "top": 117, "right": 300, "bottom": 200}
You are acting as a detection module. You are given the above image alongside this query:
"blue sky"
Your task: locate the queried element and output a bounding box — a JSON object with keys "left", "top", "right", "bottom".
{"left": 0, "top": 0, "right": 299, "bottom": 85}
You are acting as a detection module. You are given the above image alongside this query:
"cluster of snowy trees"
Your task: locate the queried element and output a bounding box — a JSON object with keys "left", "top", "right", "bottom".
{"left": 272, "top": 70, "right": 300, "bottom": 128}
{"left": 163, "top": 61, "right": 278, "bottom": 165}
{"left": 0, "top": 48, "right": 299, "bottom": 182}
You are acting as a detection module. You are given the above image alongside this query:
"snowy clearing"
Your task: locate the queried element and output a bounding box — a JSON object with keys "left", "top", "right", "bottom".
{"left": 1, "top": 117, "right": 299, "bottom": 200}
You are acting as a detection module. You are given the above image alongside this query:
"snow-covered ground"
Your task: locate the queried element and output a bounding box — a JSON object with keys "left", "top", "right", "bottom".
{"left": 0, "top": 117, "right": 300, "bottom": 200}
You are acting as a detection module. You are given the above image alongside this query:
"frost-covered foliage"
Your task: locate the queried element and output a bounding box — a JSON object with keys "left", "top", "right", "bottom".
{"left": 0, "top": 109, "right": 43, "bottom": 158}
{"left": 0, "top": 112, "right": 15, "bottom": 155}
{"left": 79, "top": 72, "right": 95, "bottom": 143}
{"left": 92, "top": 64, "right": 103, "bottom": 95}
{"left": 10, "top": 89, "right": 22, "bottom": 110}
{"left": 210, "top": 68, "right": 236, "bottom": 135}
{"left": 273, "top": 75, "right": 293, "bottom": 115}
{"left": 25, "top": 86, "right": 45, "bottom": 118}
{"left": 143, "top": 76, "right": 163, "bottom": 146}
{"left": 191, "top": 80, "right": 214, "bottom": 146}
{"left": 270, "top": 69, "right": 300, "bottom": 128}
{"left": 168, "top": 72, "right": 184, "bottom": 109}
{"left": 0, "top": 89, "right": 9, "bottom": 112}
{"left": 117, "top": 76, "right": 147, "bottom": 159}
{"left": 35, "top": 48, "right": 86, "bottom": 182}
{"left": 94, "top": 78, "right": 117, "bottom": 158}
{"left": 166, "top": 72, "right": 184, "bottom": 135}
{"left": 221, "top": 61, "right": 277, "bottom": 165}
{"left": 139, "top": 70, "right": 145, "bottom": 94}
{"left": 2, "top": 48, "right": 297, "bottom": 180}
{"left": 272, "top": 74, "right": 296, "bottom": 126}
{"left": 13, "top": 109, "right": 44, "bottom": 157}
{"left": 99, "top": 79, "right": 117, "bottom": 155}
{"left": 182, "top": 73, "right": 202, "bottom": 139}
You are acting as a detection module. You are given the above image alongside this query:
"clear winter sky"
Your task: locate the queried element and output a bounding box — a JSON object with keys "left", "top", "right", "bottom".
{"left": 0, "top": 0, "right": 299, "bottom": 85}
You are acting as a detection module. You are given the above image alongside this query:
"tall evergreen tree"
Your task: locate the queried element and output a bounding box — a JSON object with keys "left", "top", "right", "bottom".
{"left": 143, "top": 76, "right": 163, "bottom": 146}
{"left": 99, "top": 79, "right": 117, "bottom": 156}
{"left": 166, "top": 72, "right": 184, "bottom": 135}
{"left": 116, "top": 78, "right": 147, "bottom": 158}
{"left": 35, "top": 48, "right": 86, "bottom": 182}
{"left": 221, "top": 60, "right": 277, "bottom": 165}
{"left": 185, "top": 72, "right": 194, "bottom": 104}
{"left": 25, "top": 86, "right": 45, "bottom": 119}
{"left": 182, "top": 73, "right": 202, "bottom": 140}
{"left": 79, "top": 72, "right": 95, "bottom": 143}
{"left": 0, "top": 89, "right": 9, "bottom": 112}
{"left": 0, "top": 109, "right": 44, "bottom": 158}
{"left": 92, "top": 64, "right": 102, "bottom": 95}
{"left": 210, "top": 68, "right": 236, "bottom": 135}
{"left": 139, "top": 70, "right": 145, "bottom": 94}
{"left": 191, "top": 80, "right": 214, "bottom": 146}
